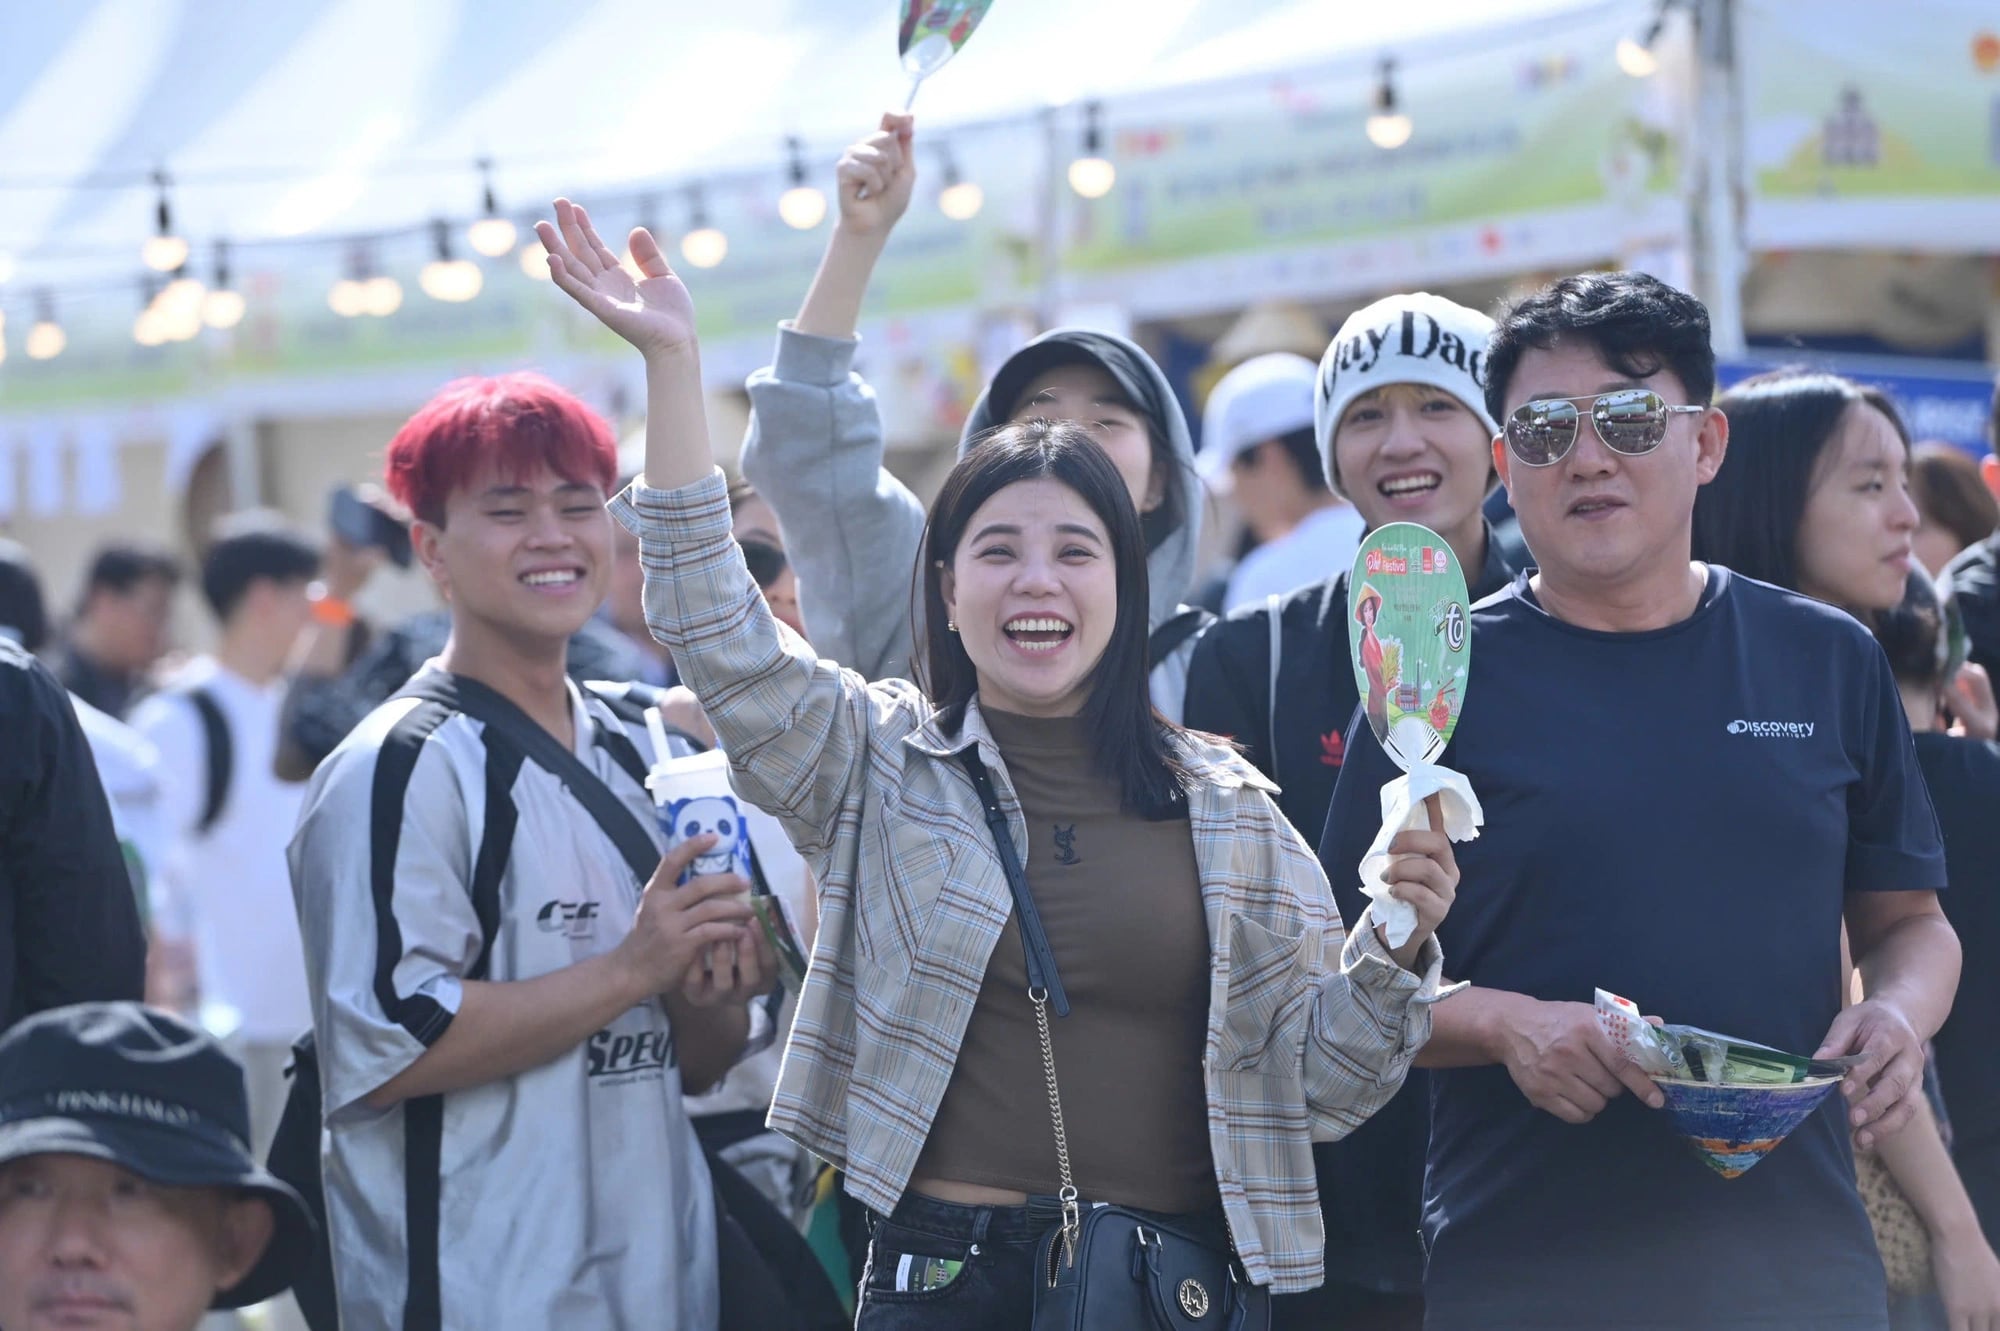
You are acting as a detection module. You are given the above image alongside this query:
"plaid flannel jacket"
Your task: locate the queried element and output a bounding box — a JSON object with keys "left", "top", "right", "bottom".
{"left": 611, "top": 470, "right": 1449, "bottom": 1292}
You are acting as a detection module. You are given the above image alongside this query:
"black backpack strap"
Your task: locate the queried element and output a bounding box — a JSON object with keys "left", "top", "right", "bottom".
{"left": 185, "top": 687, "right": 232, "bottom": 834}
{"left": 955, "top": 749, "right": 1069, "bottom": 1018}
{"left": 585, "top": 678, "right": 712, "bottom": 755}
{"left": 267, "top": 1032, "right": 337, "bottom": 1330}
{"left": 395, "top": 675, "right": 659, "bottom": 886}
{"left": 592, "top": 715, "right": 653, "bottom": 789}
{"left": 413, "top": 675, "right": 785, "bottom": 1047}
{"left": 1148, "top": 607, "right": 1213, "bottom": 669}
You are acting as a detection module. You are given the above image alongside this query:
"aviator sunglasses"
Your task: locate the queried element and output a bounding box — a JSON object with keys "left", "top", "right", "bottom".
{"left": 1504, "top": 388, "right": 1706, "bottom": 467}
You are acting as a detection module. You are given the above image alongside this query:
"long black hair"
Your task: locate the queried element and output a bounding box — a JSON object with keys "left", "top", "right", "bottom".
{"left": 1691, "top": 369, "right": 1910, "bottom": 592}
{"left": 918, "top": 419, "right": 1196, "bottom": 816}
{"left": 1873, "top": 566, "right": 1965, "bottom": 693}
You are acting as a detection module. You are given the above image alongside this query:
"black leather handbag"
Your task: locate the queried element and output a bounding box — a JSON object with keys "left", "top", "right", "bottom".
{"left": 956, "top": 751, "right": 1272, "bottom": 1331}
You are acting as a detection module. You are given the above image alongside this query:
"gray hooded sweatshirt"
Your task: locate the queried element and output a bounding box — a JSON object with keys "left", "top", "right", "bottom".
{"left": 738, "top": 323, "right": 1206, "bottom": 721}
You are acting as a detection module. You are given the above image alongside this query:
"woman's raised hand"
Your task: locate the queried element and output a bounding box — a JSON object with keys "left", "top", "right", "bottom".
{"left": 536, "top": 199, "right": 697, "bottom": 360}
{"left": 837, "top": 112, "right": 917, "bottom": 238}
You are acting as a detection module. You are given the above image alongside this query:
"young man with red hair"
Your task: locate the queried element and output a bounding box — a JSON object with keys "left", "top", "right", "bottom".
{"left": 288, "top": 372, "right": 772, "bottom": 1330}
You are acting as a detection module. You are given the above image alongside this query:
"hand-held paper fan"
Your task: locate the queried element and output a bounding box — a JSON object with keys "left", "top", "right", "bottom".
{"left": 896, "top": 0, "right": 996, "bottom": 109}
{"left": 1348, "top": 523, "right": 1470, "bottom": 772}
{"left": 1347, "top": 524, "right": 1483, "bottom": 948}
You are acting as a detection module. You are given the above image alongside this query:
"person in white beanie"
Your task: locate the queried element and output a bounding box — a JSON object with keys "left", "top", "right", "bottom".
{"left": 1321, "top": 271, "right": 1955, "bottom": 1331}
{"left": 1197, "top": 353, "right": 1365, "bottom": 613}
{"left": 1183, "top": 291, "right": 1522, "bottom": 1331}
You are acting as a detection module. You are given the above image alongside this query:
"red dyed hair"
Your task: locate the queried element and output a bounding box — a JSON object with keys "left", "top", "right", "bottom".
{"left": 384, "top": 373, "right": 617, "bottom": 525}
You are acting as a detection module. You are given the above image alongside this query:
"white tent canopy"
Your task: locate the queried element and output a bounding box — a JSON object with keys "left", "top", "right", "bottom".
{"left": 0, "top": 0, "right": 1615, "bottom": 292}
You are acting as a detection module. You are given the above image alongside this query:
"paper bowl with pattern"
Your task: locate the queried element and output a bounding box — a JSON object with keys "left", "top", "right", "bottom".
{"left": 1650, "top": 1075, "right": 1842, "bottom": 1179}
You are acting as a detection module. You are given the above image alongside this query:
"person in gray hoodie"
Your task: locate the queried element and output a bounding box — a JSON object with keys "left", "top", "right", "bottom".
{"left": 738, "top": 114, "right": 1209, "bottom": 719}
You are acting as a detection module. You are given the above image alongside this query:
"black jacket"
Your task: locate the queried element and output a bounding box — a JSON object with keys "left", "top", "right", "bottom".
{"left": 1180, "top": 524, "right": 1521, "bottom": 1293}
{"left": 1947, "top": 533, "right": 2000, "bottom": 682}
{"left": 0, "top": 639, "right": 146, "bottom": 1031}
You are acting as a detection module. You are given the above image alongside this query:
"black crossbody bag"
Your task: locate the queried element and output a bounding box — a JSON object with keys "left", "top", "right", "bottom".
{"left": 955, "top": 749, "right": 1271, "bottom": 1331}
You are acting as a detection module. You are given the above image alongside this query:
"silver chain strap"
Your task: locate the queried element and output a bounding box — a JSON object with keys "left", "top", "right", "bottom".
{"left": 1030, "top": 983, "right": 1082, "bottom": 1272}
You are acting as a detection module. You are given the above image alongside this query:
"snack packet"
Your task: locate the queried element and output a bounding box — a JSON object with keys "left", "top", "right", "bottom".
{"left": 1661, "top": 1026, "right": 1862, "bottom": 1086}
{"left": 1597, "top": 989, "right": 1865, "bottom": 1084}
{"left": 1594, "top": 989, "right": 1686, "bottom": 1077}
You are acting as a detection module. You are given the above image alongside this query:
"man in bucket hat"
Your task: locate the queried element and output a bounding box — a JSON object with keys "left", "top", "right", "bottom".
{"left": 0, "top": 1002, "right": 314, "bottom": 1331}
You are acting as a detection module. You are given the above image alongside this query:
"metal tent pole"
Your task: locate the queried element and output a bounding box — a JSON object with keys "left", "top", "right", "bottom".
{"left": 1692, "top": 0, "right": 1748, "bottom": 357}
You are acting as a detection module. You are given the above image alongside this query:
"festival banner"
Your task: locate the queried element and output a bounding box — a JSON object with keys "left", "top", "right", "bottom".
{"left": 1055, "top": 3, "right": 1687, "bottom": 316}
{"left": 1740, "top": 0, "right": 2000, "bottom": 250}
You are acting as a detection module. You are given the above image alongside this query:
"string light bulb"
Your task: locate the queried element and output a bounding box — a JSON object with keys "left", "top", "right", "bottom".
{"left": 203, "top": 289, "right": 247, "bottom": 328}
{"left": 143, "top": 171, "right": 191, "bottom": 272}
{"left": 133, "top": 280, "right": 168, "bottom": 347}
{"left": 520, "top": 241, "right": 552, "bottom": 280}
{"left": 466, "top": 159, "right": 519, "bottom": 257}
{"left": 26, "top": 291, "right": 65, "bottom": 360}
{"left": 328, "top": 247, "right": 370, "bottom": 317}
{"left": 1616, "top": 8, "right": 1667, "bottom": 77}
{"left": 1067, "top": 103, "right": 1116, "bottom": 199}
{"left": 202, "top": 241, "right": 246, "bottom": 329}
{"left": 778, "top": 137, "right": 827, "bottom": 230}
{"left": 362, "top": 275, "right": 403, "bottom": 317}
{"left": 680, "top": 188, "right": 728, "bottom": 269}
{"left": 330, "top": 246, "right": 403, "bottom": 317}
{"left": 157, "top": 266, "right": 206, "bottom": 341}
{"left": 1615, "top": 37, "right": 1659, "bottom": 77}
{"left": 1365, "top": 58, "right": 1414, "bottom": 150}
{"left": 328, "top": 280, "right": 367, "bottom": 318}
{"left": 420, "top": 220, "right": 483, "bottom": 302}
{"left": 937, "top": 148, "right": 984, "bottom": 221}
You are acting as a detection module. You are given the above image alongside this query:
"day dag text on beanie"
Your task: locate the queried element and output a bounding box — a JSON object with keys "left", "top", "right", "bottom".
{"left": 1314, "top": 293, "right": 1500, "bottom": 497}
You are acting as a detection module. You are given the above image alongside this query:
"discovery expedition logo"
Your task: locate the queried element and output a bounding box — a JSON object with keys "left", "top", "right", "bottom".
{"left": 1726, "top": 719, "right": 1816, "bottom": 739}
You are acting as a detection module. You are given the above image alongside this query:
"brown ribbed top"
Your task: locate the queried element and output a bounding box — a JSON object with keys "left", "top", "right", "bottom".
{"left": 913, "top": 708, "right": 1218, "bottom": 1213}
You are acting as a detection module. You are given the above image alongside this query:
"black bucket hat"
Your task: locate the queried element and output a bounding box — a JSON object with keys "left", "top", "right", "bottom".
{"left": 0, "top": 1002, "right": 315, "bottom": 1309}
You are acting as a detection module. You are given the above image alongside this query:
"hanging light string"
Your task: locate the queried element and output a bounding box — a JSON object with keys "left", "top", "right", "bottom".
{"left": 0, "top": 118, "right": 1013, "bottom": 316}
{"left": 0, "top": 50, "right": 1468, "bottom": 343}
{"left": 1066, "top": 102, "right": 1115, "bottom": 199}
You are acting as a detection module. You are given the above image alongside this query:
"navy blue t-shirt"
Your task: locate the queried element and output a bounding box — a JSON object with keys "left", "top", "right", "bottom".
{"left": 1319, "top": 567, "right": 1944, "bottom": 1331}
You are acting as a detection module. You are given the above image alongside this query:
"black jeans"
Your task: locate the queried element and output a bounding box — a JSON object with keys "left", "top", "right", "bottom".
{"left": 854, "top": 1192, "right": 1234, "bottom": 1330}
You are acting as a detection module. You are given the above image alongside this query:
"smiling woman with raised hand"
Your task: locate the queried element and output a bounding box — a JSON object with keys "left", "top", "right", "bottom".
{"left": 537, "top": 198, "right": 1457, "bottom": 1329}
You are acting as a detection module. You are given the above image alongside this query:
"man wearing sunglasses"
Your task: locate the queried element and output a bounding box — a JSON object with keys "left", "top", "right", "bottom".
{"left": 1319, "top": 272, "right": 1957, "bottom": 1330}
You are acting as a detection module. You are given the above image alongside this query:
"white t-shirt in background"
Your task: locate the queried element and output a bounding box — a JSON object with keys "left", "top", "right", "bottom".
{"left": 70, "top": 694, "right": 165, "bottom": 900}
{"left": 132, "top": 658, "right": 309, "bottom": 1044}
{"left": 1224, "top": 503, "right": 1367, "bottom": 613}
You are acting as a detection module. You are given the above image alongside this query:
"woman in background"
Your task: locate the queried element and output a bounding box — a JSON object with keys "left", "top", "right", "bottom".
{"left": 1693, "top": 368, "right": 2000, "bottom": 1330}
{"left": 1910, "top": 443, "right": 1999, "bottom": 578}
